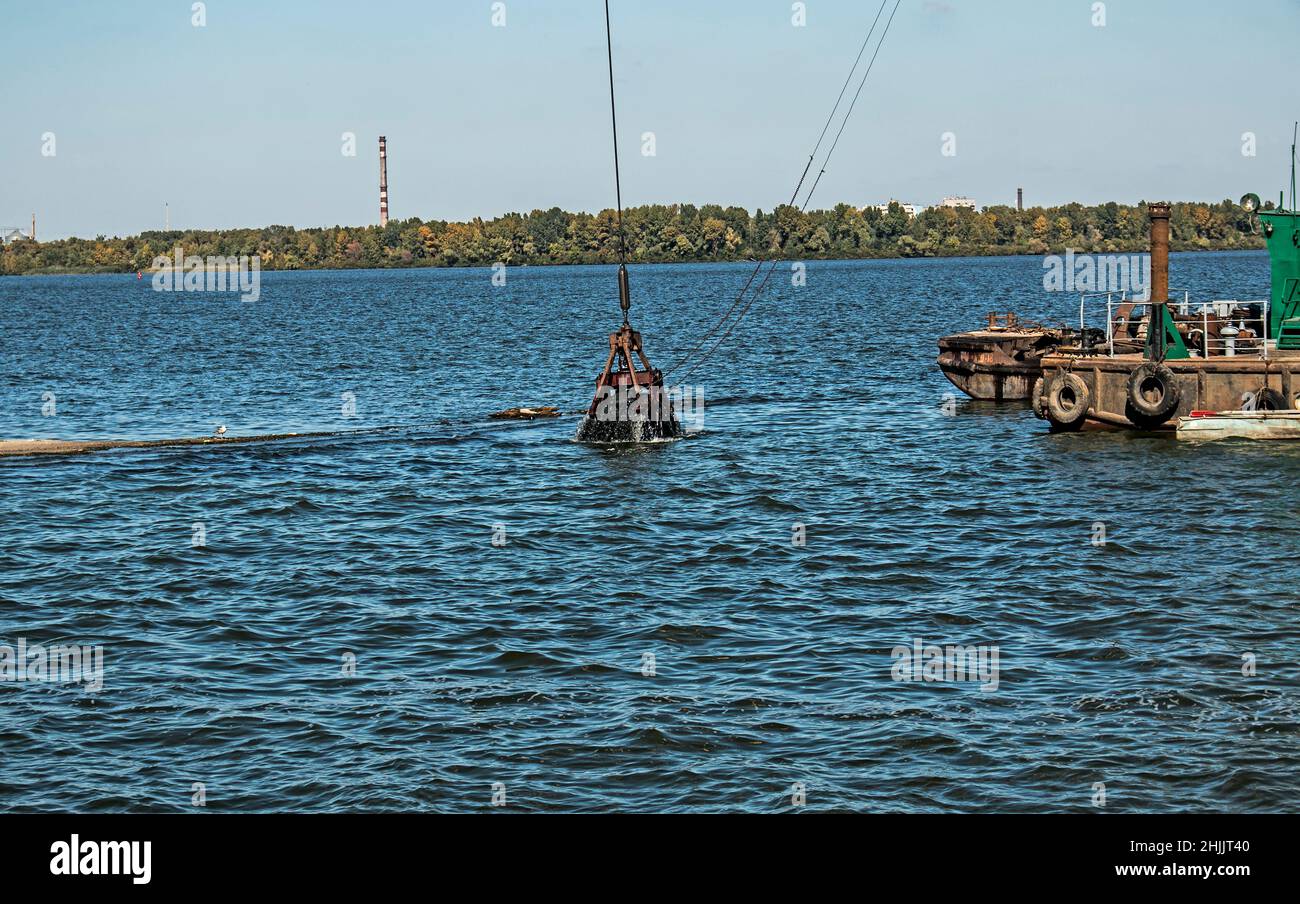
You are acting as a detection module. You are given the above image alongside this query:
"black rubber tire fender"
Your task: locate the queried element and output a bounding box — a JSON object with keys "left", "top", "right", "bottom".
{"left": 1045, "top": 372, "right": 1090, "bottom": 429}
{"left": 1126, "top": 363, "right": 1181, "bottom": 422}
{"left": 1252, "top": 388, "right": 1289, "bottom": 411}
{"left": 1031, "top": 377, "right": 1049, "bottom": 420}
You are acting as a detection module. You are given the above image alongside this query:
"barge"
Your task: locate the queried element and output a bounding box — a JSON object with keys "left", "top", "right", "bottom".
{"left": 938, "top": 311, "right": 1154, "bottom": 403}
{"left": 936, "top": 314, "right": 1065, "bottom": 401}
{"left": 1034, "top": 194, "right": 1297, "bottom": 432}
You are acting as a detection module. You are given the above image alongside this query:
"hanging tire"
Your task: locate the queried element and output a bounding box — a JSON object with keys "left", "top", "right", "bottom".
{"left": 1031, "top": 377, "right": 1049, "bottom": 420}
{"left": 1044, "top": 372, "right": 1090, "bottom": 431}
{"left": 1252, "top": 388, "right": 1289, "bottom": 411}
{"left": 1126, "top": 363, "right": 1181, "bottom": 424}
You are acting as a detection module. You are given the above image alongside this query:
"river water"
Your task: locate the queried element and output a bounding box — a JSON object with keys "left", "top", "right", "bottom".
{"left": 2, "top": 252, "right": 1297, "bottom": 812}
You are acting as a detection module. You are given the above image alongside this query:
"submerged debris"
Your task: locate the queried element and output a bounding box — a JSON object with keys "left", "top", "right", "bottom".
{"left": 0, "top": 431, "right": 327, "bottom": 458}
{"left": 490, "top": 406, "right": 562, "bottom": 420}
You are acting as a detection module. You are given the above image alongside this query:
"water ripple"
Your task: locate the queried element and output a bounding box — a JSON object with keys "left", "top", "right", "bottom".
{"left": 2, "top": 257, "right": 1298, "bottom": 812}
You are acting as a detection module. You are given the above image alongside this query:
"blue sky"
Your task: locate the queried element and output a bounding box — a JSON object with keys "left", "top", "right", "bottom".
{"left": 3, "top": 0, "right": 1298, "bottom": 239}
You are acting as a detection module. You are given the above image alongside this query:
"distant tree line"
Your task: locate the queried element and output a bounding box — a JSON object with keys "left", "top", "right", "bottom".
{"left": 0, "top": 200, "right": 1265, "bottom": 275}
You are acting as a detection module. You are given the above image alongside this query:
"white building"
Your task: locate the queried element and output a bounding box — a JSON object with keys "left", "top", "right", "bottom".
{"left": 939, "top": 196, "right": 978, "bottom": 210}
{"left": 869, "top": 200, "right": 925, "bottom": 218}
{"left": 1, "top": 228, "right": 30, "bottom": 245}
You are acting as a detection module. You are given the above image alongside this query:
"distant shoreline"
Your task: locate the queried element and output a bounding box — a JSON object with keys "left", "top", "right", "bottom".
{"left": 0, "top": 199, "right": 1265, "bottom": 276}
{"left": 0, "top": 245, "right": 1270, "bottom": 279}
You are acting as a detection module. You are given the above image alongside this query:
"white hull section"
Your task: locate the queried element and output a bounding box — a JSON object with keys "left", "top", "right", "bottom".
{"left": 1177, "top": 412, "right": 1300, "bottom": 442}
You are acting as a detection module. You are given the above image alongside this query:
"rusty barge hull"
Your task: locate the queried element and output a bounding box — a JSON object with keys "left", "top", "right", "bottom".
{"left": 1039, "top": 351, "right": 1300, "bottom": 430}
{"left": 937, "top": 328, "right": 1057, "bottom": 401}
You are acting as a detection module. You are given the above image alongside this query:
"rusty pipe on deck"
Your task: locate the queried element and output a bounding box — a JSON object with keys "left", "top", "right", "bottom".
{"left": 1148, "top": 202, "right": 1171, "bottom": 304}
{"left": 1147, "top": 202, "right": 1172, "bottom": 361}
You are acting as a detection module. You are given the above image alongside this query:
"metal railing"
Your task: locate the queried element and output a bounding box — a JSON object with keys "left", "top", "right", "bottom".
{"left": 1074, "top": 292, "right": 1270, "bottom": 360}
{"left": 1188, "top": 300, "right": 1272, "bottom": 360}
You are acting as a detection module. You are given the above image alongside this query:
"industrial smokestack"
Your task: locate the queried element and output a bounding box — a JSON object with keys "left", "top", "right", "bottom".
{"left": 379, "top": 136, "right": 389, "bottom": 227}
{"left": 1148, "top": 202, "right": 1171, "bottom": 304}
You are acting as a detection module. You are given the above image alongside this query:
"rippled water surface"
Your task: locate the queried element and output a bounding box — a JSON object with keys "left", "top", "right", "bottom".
{"left": 3, "top": 253, "right": 1298, "bottom": 813}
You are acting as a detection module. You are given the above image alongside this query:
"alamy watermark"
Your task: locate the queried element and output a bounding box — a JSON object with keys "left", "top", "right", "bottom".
{"left": 50, "top": 836, "right": 150, "bottom": 885}
{"left": 891, "top": 638, "right": 1000, "bottom": 692}
{"left": 1043, "top": 250, "right": 1150, "bottom": 297}
{"left": 151, "top": 246, "right": 261, "bottom": 302}
{"left": 592, "top": 384, "right": 705, "bottom": 433}
{"left": 0, "top": 638, "right": 103, "bottom": 693}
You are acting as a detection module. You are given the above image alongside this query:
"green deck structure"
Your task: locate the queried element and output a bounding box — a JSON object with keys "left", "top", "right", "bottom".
{"left": 1261, "top": 206, "right": 1300, "bottom": 349}
{"left": 1264, "top": 123, "right": 1300, "bottom": 348}
{"left": 1150, "top": 303, "right": 1191, "bottom": 360}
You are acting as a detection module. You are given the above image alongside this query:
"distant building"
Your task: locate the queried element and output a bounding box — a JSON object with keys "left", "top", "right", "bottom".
{"left": 1, "top": 228, "right": 29, "bottom": 245}
{"left": 939, "top": 196, "right": 978, "bottom": 210}
{"left": 869, "top": 200, "right": 925, "bottom": 218}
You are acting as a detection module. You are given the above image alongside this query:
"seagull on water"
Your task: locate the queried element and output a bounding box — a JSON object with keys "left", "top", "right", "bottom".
{"left": 215, "top": 425, "right": 227, "bottom": 439}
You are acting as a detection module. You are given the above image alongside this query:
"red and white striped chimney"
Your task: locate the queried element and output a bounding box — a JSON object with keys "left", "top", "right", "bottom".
{"left": 378, "top": 136, "right": 389, "bottom": 227}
